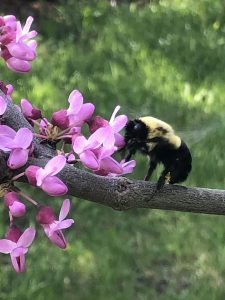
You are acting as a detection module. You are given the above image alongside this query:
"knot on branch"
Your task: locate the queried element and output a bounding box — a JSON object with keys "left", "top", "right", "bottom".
{"left": 113, "top": 177, "right": 133, "bottom": 210}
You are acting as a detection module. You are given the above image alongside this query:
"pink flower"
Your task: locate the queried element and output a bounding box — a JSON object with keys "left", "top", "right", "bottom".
{"left": 20, "top": 98, "right": 42, "bottom": 120}
{"left": 26, "top": 155, "right": 68, "bottom": 196}
{"left": 108, "top": 106, "right": 128, "bottom": 147}
{"left": 52, "top": 90, "right": 95, "bottom": 129}
{"left": 89, "top": 106, "right": 127, "bottom": 147}
{"left": 37, "top": 199, "right": 74, "bottom": 249}
{"left": 0, "top": 81, "right": 13, "bottom": 98}
{"left": 39, "top": 118, "right": 51, "bottom": 136}
{"left": 4, "top": 191, "right": 26, "bottom": 217}
{"left": 51, "top": 109, "right": 69, "bottom": 130}
{"left": 0, "top": 81, "right": 8, "bottom": 94}
{"left": 25, "top": 165, "right": 39, "bottom": 186}
{"left": 88, "top": 115, "right": 108, "bottom": 133}
{"left": 101, "top": 159, "right": 136, "bottom": 177}
{"left": 0, "top": 126, "right": 33, "bottom": 169}
{"left": 0, "top": 227, "right": 36, "bottom": 272}
{"left": 0, "top": 16, "right": 37, "bottom": 72}
{"left": 73, "top": 127, "right": 116, "bottom": 170}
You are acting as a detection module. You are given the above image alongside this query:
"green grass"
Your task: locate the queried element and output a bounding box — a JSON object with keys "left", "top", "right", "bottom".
{"left": 1, "top": 0, "right": 225, "bottom": 299}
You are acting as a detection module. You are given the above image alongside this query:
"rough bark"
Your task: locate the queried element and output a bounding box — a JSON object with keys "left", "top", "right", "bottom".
{"left": 1, "top": 89, "right": 225, "bottom": 216}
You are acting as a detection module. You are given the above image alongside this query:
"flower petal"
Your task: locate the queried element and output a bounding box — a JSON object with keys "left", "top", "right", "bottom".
{"left": 21, "top": 16, "right": 33, "bottom": 35}
{"left": 10, "top": 253, "right": 25, "bottom": 272}
{"left": 100, "top": 157, "right": 123, "bottom": 174}
{"left": 55, "top": 219, "right": 74, "bottom": 230}
{"left": 67, "top": 90, "right": 83, "bottom": 115}
{"left": 41, "top": 176, "right": 68, "bottom": 196}
{"left": 0, "top": 136, "right": 16, "bottom": 151}
{"left": 0, "top": 125, "right": 15, "bottom": 138}
{"left": 121, "top": 160, "right": 136, "bottom": 174}
{"left": 6, "top": 57, "right": 31, "bottom": 73}
{"left": 69, "top": 103, "right": 95, "bottom": 126}
{"left": 7, "top": 42, "right": 36, "bottom": 61}
{"left": 8, "top": 148, "right": 29, "bottom": 169}
{"left": 72, "top": 135, "right": 87, "bottom": 154}
{"left": 109, "top": 105, "right": 120, "bottom": 124}
{"left": 9, "top": 201, "right": 26, "bottom": 217}
{"left": 80, "top": 150, "right": 99, "bottom": 170}
{"left": 114, "top": 133, "right": 125, "bottom": 147}
{"left": 0, "top": 239, "right": 15, "bottom": 253}
{"left": 47, "top": 230, "right": 67, "bottom": 249}
{"left": 111, "top": 115, "right": 128, "bottom": 133}
{"left": 44, "top": 155, "right": 66, "bottom": 176}
{"left": 88, "top": 127, "right": 111, "bottom": 147}
{"left": 14, "top": 128, "right": 33, "bottom": 149}
{"left": 11, "top": 246, "right": 28, "bottom": 257}
{"left": 17, "top": 227, "right": 36, "bottom": 248}
{"left": 59, "top": 199, "right": 70, "bottom": 221}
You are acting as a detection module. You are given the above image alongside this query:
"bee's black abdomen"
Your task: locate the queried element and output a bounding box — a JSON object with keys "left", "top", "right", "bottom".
{"left": 168, "top": 141, "right": 192, "bottom": 184}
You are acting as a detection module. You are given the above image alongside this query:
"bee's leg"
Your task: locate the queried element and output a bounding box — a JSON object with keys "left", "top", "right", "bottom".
{"left": 144, "top": 159, "right": 158, "bottom": 181}
{"left": 125, "top": 148, "right": 136, "bottom": 162}
{"left": 156, "top": 168, "right": 171, "bottom": 190}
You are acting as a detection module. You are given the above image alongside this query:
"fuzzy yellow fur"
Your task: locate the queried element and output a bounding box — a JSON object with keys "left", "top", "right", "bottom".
{"left": 139, "top": 116, "right": 181, "bottom": 149}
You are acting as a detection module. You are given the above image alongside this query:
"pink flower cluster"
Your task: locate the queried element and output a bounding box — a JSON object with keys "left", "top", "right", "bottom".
{"left": 0, "top": 15, "right": 37, "bottom": 72}
{"left": 0, "top": 199, "right": 74, "bottom": 272}
{"left": 0, "top": 85, "right": 135, "bottom": 273}
{"left": 0, "top": 15, "right": 136, "bottom": 274}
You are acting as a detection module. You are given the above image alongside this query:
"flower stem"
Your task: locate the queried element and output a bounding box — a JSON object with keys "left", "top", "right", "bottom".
{"left": 32, "top": 119, "right": 40, "bottom": 126}
{"left": 18, "top": 190, "right": 38, "bottom": 206}
{"left": 11, "top": 172, "right": 25, "bottom": 182}
{"left": 34, "top": 133, "right": 48, "bottom": 139}
{"left": 9, "top": 212, "right": 13, "bottom": 225}
{"left": 56, "top": 135, "right": 72, "bottom": 140}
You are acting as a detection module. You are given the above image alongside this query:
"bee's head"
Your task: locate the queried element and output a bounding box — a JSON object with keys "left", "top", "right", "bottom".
{"left": 125, "top": 119, "right": 148, "bottom": 143}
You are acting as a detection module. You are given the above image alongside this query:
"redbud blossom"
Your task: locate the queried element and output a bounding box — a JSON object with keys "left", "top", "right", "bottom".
{"left": 88, "top": 115, "right": 108, "bottom": 133}
{"left": 89, "top": 106, "right": 127, "bottom": 148}
{"left": 73, "top": 125, "right": 120, "bottom": 170}
{"left": 0, "top": 16, "right": 37, "bottom": 72}
{"left": 36, "top": 206, "right": 55, "bottom": 224}
{"left": 0, "top": 81, "right": 13, "bottom": 98}
{"left": 0, "top": 126, "right": 33, "bottom": 169}
{"left": 4, "top": 191, "right": 26, "bottom": 217}
{"left": 37, "top": 199, "right": 74, "bottom": 249}
{"left": 52, "top": 90, "right": 95, "bottom": 129}
{"left": 20, "top": 98, "right": 42, "bottom": 120}
{"left": 51, "top": 109, "right": 69, "bottom": 130}
{"left": 26, "top": 155, "right": 68, "bottom": 196}
{"left": 0, "top": 227, "right": 36, "bottom": 272}
{"left": 5, "top": 225, "right": 22, "bottom": 242}
{"left": 25, "top": 165, "right": 39, "bottom": 186}
{"left": 96, "top": 159, "right": 136, "bottom": 177}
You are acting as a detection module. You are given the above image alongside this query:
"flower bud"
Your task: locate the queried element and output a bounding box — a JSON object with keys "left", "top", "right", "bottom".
{"left": 88, "top": 116, "right": 108, "bottom": 133}
{"left": 0, "top": 81, "right": 8, "bottom": 94}
{"left": 51, "top": 109, "right": 69, "bottom": 130}
{"left": 21, "top": 99, "right": 42, "bottom": 120}
{"left": 5, "top": 225, "right": 22, "bottom": 242}
{"left": 25, "top": 165, "right": 40, "bottom": 186}
{"left": 4, "top": 192, "right": 26, "bottom": 217}
{"left": 9, "top": 201, "right": 26, "bottom": 217}
{"left": 4, "top": 191, "right": 20, "bottom": 207}
{"left": 36, "top": 206, "right": 55, "bottom": 224}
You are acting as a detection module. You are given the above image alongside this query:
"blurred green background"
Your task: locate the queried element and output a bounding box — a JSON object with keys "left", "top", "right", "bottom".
{"left": 1, "top": 0, "right": 225, "bottom": 299}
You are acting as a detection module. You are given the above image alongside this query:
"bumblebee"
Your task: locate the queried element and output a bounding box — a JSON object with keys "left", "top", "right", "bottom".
{"left": 123, "top": 116, "right": 192, "bottom": 189}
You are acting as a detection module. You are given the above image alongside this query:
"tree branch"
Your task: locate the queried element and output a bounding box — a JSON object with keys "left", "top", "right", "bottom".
{"left": 1, "top": 89, "right": 225, "bottom": 216}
